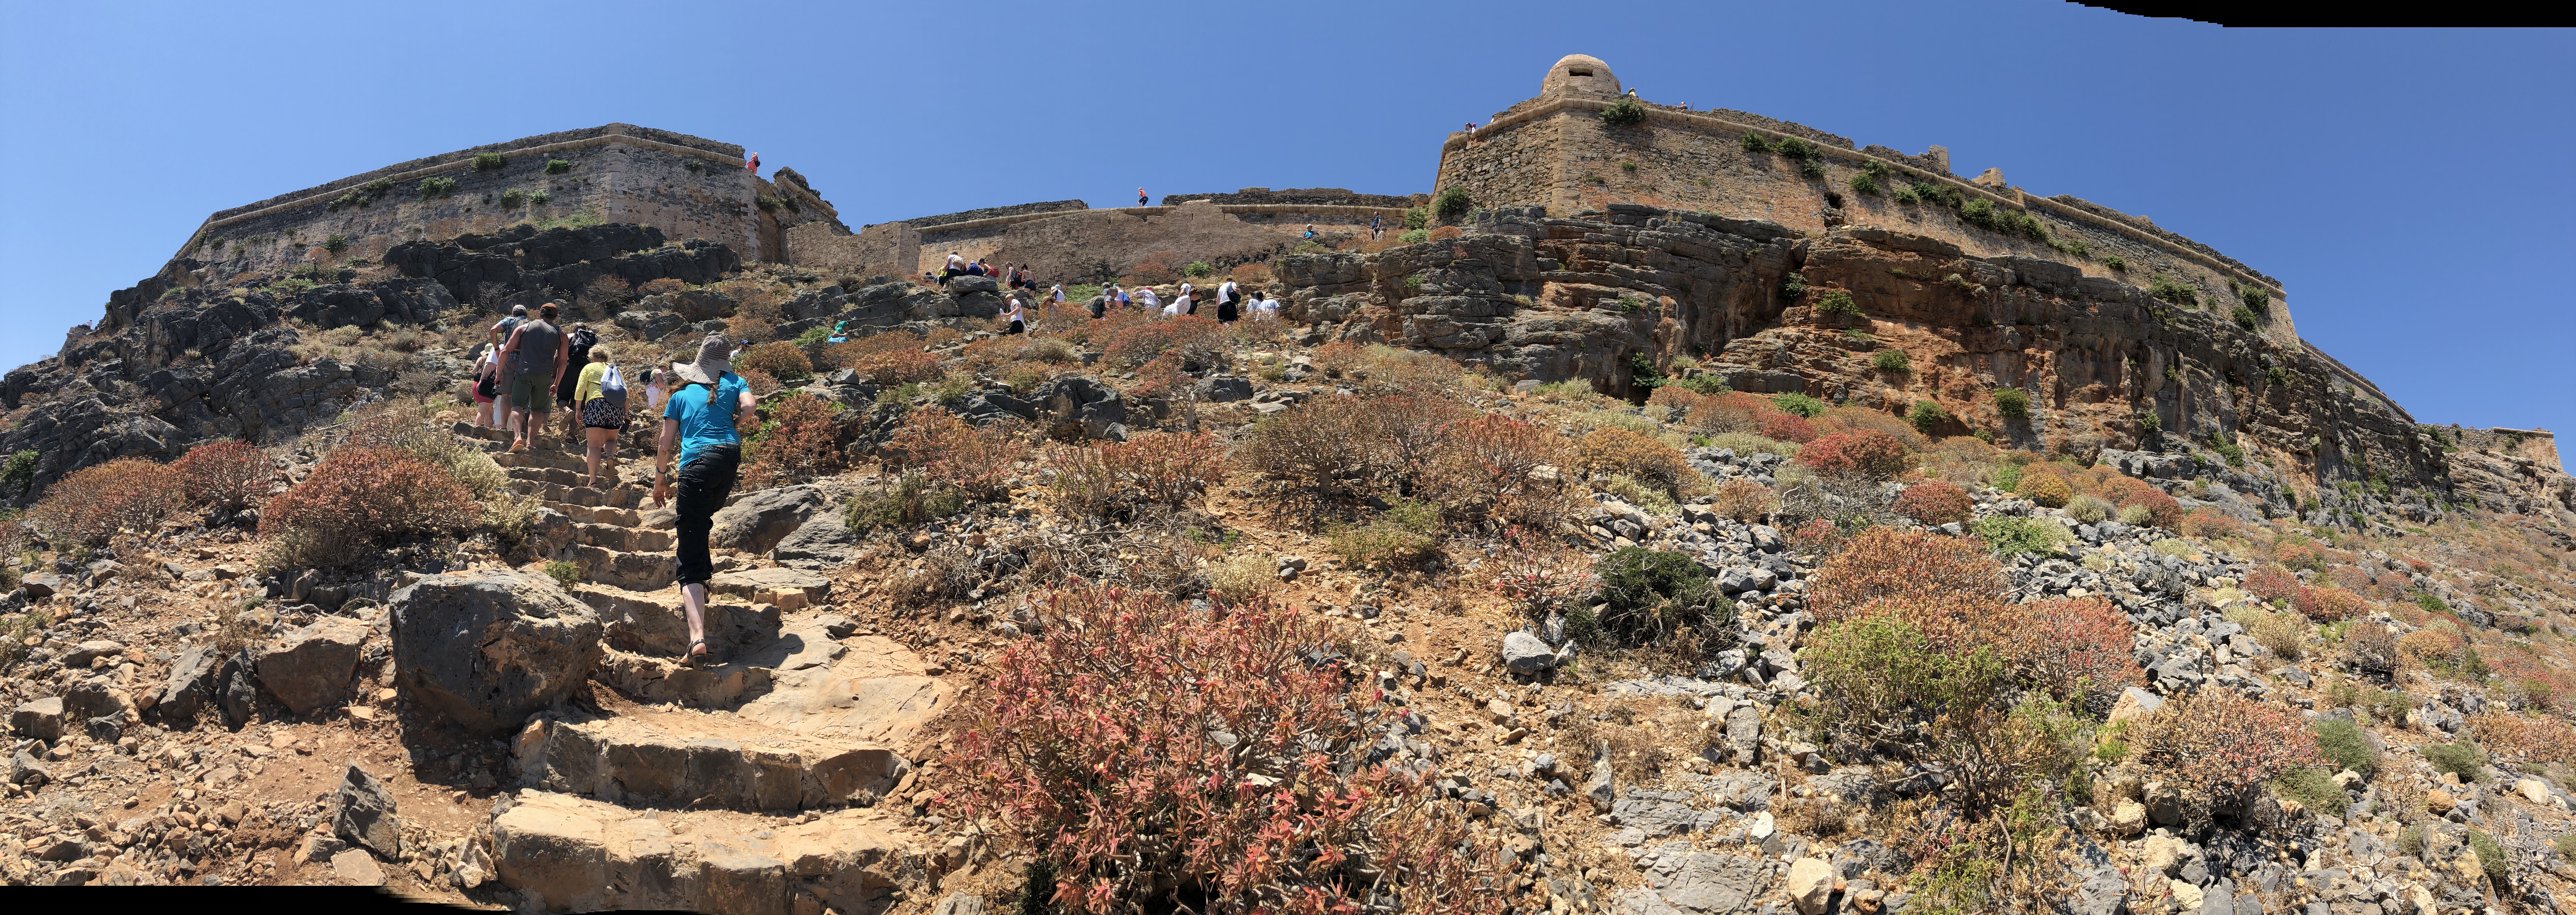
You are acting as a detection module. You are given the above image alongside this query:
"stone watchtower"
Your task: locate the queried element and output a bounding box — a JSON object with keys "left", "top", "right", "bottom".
{"left": 1540, "top": 54, "right": 1620, "bottom": 100}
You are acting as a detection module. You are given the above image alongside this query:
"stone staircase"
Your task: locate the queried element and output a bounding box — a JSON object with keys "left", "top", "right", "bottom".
{"left": 441, "top": 423, "right": 951, "bottom": 913}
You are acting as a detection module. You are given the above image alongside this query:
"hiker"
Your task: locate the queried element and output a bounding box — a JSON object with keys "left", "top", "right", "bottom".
{"left": 471, "top": 343, "right": 502, "bottom": 428}
{"left": 1134, "top": 285, "right": 1162, "bottom": 314}
{"left": 745, "top": 151, "right": 759, "bottom": 175}
{"left": 1370, "top": 215, "right": 1383, "bottom": 240}
{"left": 555, "top": 322, "right": 599, "bottom": 445}
{"left": 1048, "top": 283, "right": 1066, "bottom": 305}
{"left": 1113, "top": 284, "right": 1131, "bottom": 310}
{"left": 489, "top": 304, "right": 528, "bottom": 348}
{"left": 644, "top": 365, "right": 670, "bottom": 415}
{"left": 496, "top": 303, "right": 569, "bottom": 453}
{"left": 1137, "top": 187, "right": 1147, "bottom": 207}
{"left": 1465, "top": 121, "right": 1477, "bottom": 138}
{"left": 967, "top": 259, "right": 987, "bottom": 277}
{"left": 941, "top": 252, "right": 966, "bottom": 285}
{"left": 488, "top": 305, "right": 529, "bottom": 433}
{"left": 1302, "top": 224, "right": 1317, "bottom": 240}
{"left": 1215, "top": 279, "right": 1240, "bottom": 322}
{"left": 652, "top": 335, "right": 759, "bottom": 666}
{"left": 1254, "top": 292, "right": 1281, "bottom": 321}
{"left": 574, "top": 345, "right": 628, "bottom": 489}
{"left": 1176, "top": 281, "right": 1194, "bottom": 313}
{"left": 1088, "top": 292, "right": 1108, "bottom": 319}
{"left": 1003, "top": 296, "right": 1026, "bottom": 335}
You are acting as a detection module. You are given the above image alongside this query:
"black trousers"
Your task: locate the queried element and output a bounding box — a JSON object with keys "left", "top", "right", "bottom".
{"left": 673, "top": 443, "right": 741, "bottom": 586}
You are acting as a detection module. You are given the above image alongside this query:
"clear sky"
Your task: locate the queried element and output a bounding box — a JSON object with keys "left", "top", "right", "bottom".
{"left": 2, "top": 3, "right": 2568, "bottom": 441}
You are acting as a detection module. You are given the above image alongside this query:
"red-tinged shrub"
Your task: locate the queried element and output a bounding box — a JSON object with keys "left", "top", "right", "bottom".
{"left": 1420, "top": 410, "right": 1560, "bottom": 514}
{"left": 2179, "top": 508, "right": 2242, "bottom": 540}
{"left": 2019, "top": 597, "right": 2144, "bottom": 714}
{"left": 2242, "top": 566, "right": 2301, "bottom": 606}
{"left": 1050, "top": 431, "right": 1225, "bottom": 519}
{"left": 884, "top": 407, "right": 1028, "bottom": 500}
{"left": 845, "top": 348, "right": 940, "bottom": 387}
{"left": 741, "top": 392, "right": 845, "bottom": 490}
{"left": 2293, "top": 585, "right": 2368, "bottom": 622}
{"left": 1795, "top": 430, "right": 1910, "bottom": 482}
{"left": 260, "top": 446, "right": 477, "bottom": 567}
{"left": 734, "top": 340, "right": 813, "bottom": 383}
{"left": 1309, "top": 339, "right": 1368, "bottom": 378}
{"left": 736, "top": 367, "right": 781, "bottom": 397}
{"left": 2327, "top": 565, "right": 2375, "bottom": 593}
{"left": 2134, "top": 690, "right": 2329, "bottom": 824}
{"left": 1807, "top": 526, "right": 2006, "bottom": 620}
{"left": 940, "top": 586, "right": 1512, "bottom": 915}
{"left": 1785, "top": 517, "right": 1848, "bottom": 555}
{"left": 1758, "top": 411, "right": 1818, "bottom": 443}
{"left": 1891, "top": 480, "right": 1972, "bottom": 526}
{"left": 1646, "top": 386, "right": 1709, "bottom": 413}
{"left": 2114, "top": 487, "right": 2183, "bottom": 528}
{"left": 2274, "top": 540, "right": 2328, "bottom": 572}
{"left": 28, "top": 458, "right": 187, "bottom": 547}
{"left": 1687, "top": 396, "right": 1764, "bottom": 435}
{"left": 173, "top": 440, "right": 275, "bottom": 512}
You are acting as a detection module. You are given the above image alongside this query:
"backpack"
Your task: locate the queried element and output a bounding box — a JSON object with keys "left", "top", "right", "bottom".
{"left": 566, "top": 327, "right": 597, "bottom": 365}
{"left": 598, "top": 363, "right": 628, "bottom": 411}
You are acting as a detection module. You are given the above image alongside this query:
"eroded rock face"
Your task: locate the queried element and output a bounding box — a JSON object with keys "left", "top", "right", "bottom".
{"left": 390, "top": 570, "right": 603, "bottom": 735}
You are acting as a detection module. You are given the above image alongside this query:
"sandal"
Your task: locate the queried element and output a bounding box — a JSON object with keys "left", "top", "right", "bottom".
{"left": 684, "top": 639, "right": 709, "bottom": 667}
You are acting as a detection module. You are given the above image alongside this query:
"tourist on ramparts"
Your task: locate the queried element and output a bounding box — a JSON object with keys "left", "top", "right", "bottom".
{"left": 652, "top": 334, "right": 758, "bottom": 667}
{"left": 1370, "top": 215, "right": 1383, "bottom": 240}
{"left": 574, "top": 345, "right": 625, "bottom": 489}
{"left": 1137, "top": 187, "right": 1148, "bottom": 207}
{"left": 496, "top": 303, "right": 569, "bottom": 454}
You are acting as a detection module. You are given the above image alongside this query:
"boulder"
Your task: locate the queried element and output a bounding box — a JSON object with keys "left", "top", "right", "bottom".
{"left": 1041, "top": 377, "right": 1126, "bottom": 440}
{"left": 1199, "top": 375, "right": 1253, "bottom": 403}
{"left": 214, "top": 653, "right": 259, "bottom": 727}
{"left": 331, "top": 848, "right": 386, "bottom": 887}
{"left": 639, "top": 289, "right": 734, "bottom": 323}
{"left": 8, "top": 749, "right": 50, "bottom": 786}
{"left": 711, "top": 485, "right": 827, "bottom": 555}
{"left": 334, "top": 764, "right": 401, "bottom": 856}
{"left": 390, "top": 571, "right": 604, "bottom": 735}
{"left": 11, "top": 697, "right": 64, "bottom": 742}
{"left": 1501, "top": 631, "right": 1558, "bottom": 673}
{"left": 946, "top": 274, "right": 1000, "bottom": 295}
{"left": 2107, "top": 687, "right": 2163, "bottom": 724}
{"left": 62, "top": 675, "right": 134, "bottom": 722}
{"left": 59, "top": 640, "right": 124, "bottom": 667}
{"left": 20, "top": 573, "right": 64, "bottom": 599}
{"left": 613, "top": 310, "right": 686, "bottom": 342}
{"left": 255, "top": 616, "right": 371, "bottom": 717}
{"left": 773, "top": 511, "right": 860, "bottom": 569}
{"left": 1784, "top": 857, "right": 1834, "bottom": 915}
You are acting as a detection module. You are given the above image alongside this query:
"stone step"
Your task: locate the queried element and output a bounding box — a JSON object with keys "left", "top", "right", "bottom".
{"left": 566, "top": 543, "right": 676, "bottom": 592}
{"left": 578, "top": 584, "right": 781, "bottom": 659}
{"left": 491, "top": 789, "right": 916, "bottom": 914}
{"left": 514, "top": 479, "right": 644, "bottom": 509}
{"left": 497, "top": 448, "right": 641, "bottom": 473}
{"left": 577, "top": 521, "right": 671, "bottom": 552}
{"left": 554, "top": 503, "right": 644, "bottom": 528}
{"left": 706, "top": 567, "right": 833, "bottom": 612}
{"left": 515, "top": 707, "right": 906, "bottom": 812}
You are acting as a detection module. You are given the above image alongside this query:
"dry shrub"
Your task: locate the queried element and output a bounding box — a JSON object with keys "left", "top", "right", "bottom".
{"left": 174, "top": 440, "right": 275, "bottom": 512}
{"left": 260, "top": 446, "right": 477, "bottom": 567}
{"left": 2017, "top": 597, "right": 2144, "bottom": 713}
{"left": 942, "top": 586, "right": 1511, "bottom": 915}
{"left": 846, "top": 348, "right": 941, "bottom": 386}
{"left": 741, "top": 392, "right": 845, "bottom": 489}
{"left": 638, "top": 277, "right": 687, "bottom": 296}
{"left": 1206, "top": 552, "right": 1276, "bottom": 604}
{"left": 883, "top": 407, "right": 1028, "bottom": 500}
{"left": 1807, "top": 527, "right": 2007, "bottom": 620}
{"left": 2242, "top": 566, "right": 2300, "bottom": 606}
{"left": 1050, "top": 432, "right": 1227, "bottom": 520}
{"left": 734, "top": 340, "right": 813, "bottom": 383}
{"left": 1795, "top": 613, "right": 2083, "bottom": 810}
{"left": 2132, "top": 690, "right": 2327, "bottom": 825}
{"left": 2344, "top": 622, "right": 2399, "bottom": 676}
{"left": 1123, "top": 251, "right": 1181, "bottom": 285}
{"left": 29, "top": 458, "right": 186, "bottom": 547}
{"left": 1686, "top": 392, "right": 1770, "bottom": 435}
{"left": 1419, "top": 413, "right": 1564, "bottom": 521}
{"left": 1645, "top": 386, "right": 1707, "bottom": 413}
{"left": 1568, "top": 427, "right": 1701, "bottom": 499}
{"left": 2180, "top": 508, "right": 2243, "bottom": 539}
{"left": 2396, "top": 628, "right": 2478, "bottom": 677}
{"left": 1795, "top": 430, "right": 1911, "bottom": 482}
{"left": 1101, "top": 315, "right": 1227, "bottom": 369}
{"left": 1241, "top": 396, "right": 1380, "bottom": 500}
{"left": 737, "top": 368, "right": 782, "bottom": 397}
{"left": 2293, "top": 585, "right": 2367, "bottom": 622}
{"left": 1709, "top": 479, "right": 1778, "bottom": 523}
{"left": 1891, "top": 480, "right": 1972, "bottom": 526}
{"left": 2274, "top": 540, "right": 2329, "bottom": 572}
{"left": 2114, "top": 487, "right": 2182, "bottom": 528}
{"left": 2225, "top": 606, "right": 2305, "bottom": 661}
{"left": 1350, "top": 345, "right": 1465, "bottom": 394}
{"left": 2015, "top": 471, "right": 2073, "bottom": 508}
{"left": 2464, "top": 711, "right": 2576, "bottom": 765}
{"left": 1759, "top": 412, "right": 1818, "bottom": 443}
{"left": 1308, "top": 340, "right": 1369, "bottom": 378}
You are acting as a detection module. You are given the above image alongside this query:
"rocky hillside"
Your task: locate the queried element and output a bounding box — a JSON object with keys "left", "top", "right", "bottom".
{"left": 0, "top": 212, "right": 2571, "bottom": 915}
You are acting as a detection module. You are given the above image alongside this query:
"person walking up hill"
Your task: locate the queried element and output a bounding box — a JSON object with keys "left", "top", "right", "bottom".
{"left": 497, "top": 303, "right": 569, "bottom": 453}
{"left": 653, "top": 335, "right": 758, "bottom": 666}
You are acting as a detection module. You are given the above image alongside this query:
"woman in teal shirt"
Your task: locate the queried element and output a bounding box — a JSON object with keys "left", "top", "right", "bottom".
{"left": 653, "top": 335, "right": 759, "bottom": 665}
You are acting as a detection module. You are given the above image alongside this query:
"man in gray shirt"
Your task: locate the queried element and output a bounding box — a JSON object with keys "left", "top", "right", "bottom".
{"left": 497, "top": 302, "right": 570, "bottom": 453}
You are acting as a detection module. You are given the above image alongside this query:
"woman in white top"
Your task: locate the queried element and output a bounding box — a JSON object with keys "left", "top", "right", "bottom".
{"left": 1048, "top": 283, "right": 1065, "bottom": 304}
{"left": 1161, "top": 290, "right": 1186, "bottom": 318}
{"left": 1003, "top": 296, "right": 1027, "bottom": 334}
{"left": 1134, "top": 286, "right": 1162, "bottom": 313}
{"left": 1175, "top": 281, "right": 1194, "bottom": 313}
{"left": 1255, "top": 295, "right": 1281, "bottom": 320}
{"left": 644, "top": 366, "right": 670, "bottom": 415}
{"left": 473, "top": 344, "right": 503, "bottom": 428}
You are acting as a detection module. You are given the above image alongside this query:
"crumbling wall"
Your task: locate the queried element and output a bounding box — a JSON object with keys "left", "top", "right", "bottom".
{"left": 786, "top": 222, "right": 920, "bottom": 280}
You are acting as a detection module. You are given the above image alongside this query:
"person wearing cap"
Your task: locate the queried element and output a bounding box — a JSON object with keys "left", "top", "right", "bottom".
{"left": 497, "top": 303, "right": 569, "bottom": 453}
{"left": 653, "top": 335, "right": 759, "bottom": 666}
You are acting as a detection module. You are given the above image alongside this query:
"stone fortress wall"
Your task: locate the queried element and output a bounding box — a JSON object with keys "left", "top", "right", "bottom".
{"left": 174, "top": 125, "right": 794, "bottom": 281}
{"left": 1433, "top": 55, "right": 2302, "bottom": 348}
{"left": 2446, "top": 426, "right": 2564, "bottom": 473}
{"left": 785, "top": 191, "right": 1418, "bottom": 283}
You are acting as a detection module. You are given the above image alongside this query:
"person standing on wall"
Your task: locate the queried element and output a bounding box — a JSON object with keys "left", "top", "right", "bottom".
{"left": 1369, "top": 215, "right": 1383, "bottom": 240}
{"left": 496, "top": 303, "right": 569, "bottom": 454}
{"left": 1137, "top": 187, "right": 1148, "bottom": 207}
{"left": 745, "top": 152, "right": 759, "bottom": 176}
{"left": 652, "top": 335, "right": 758, "bottom": 667}
{"left": 555, "top": 321, "right": 599, "bottom": 447}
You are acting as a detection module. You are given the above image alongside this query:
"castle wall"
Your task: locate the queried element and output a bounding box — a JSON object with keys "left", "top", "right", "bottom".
{"left": 785, "top": 221, "right": 920, "bottom": 280}
{"left": 179, "top": 124, "right": 759, "bottom": 278}
{"left": 1435, "top": 101, "right": 2301, "bottom": 348}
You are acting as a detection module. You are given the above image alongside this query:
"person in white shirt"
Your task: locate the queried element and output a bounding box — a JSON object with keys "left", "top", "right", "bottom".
{"left": 1255, "top": 294, "right": 1281, "bottom": 320}
{"left": 1134, "top": 286, "right": 1162, "bottom": 313}
{"left": 1003, "top": 296, "right": 1027, "bottom": 334}
{"left": 1048, "top": 283, "right": 1065, "bottom": 304}
{"left": 1175, "top": 281, "right": 1194, "bottom": 314}
{"left": 1162, "top": 291, "right": 1187, "bottom": 318}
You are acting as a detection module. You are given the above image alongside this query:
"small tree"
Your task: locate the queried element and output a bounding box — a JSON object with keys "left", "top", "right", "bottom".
{"left": 1600, "top": 97, "right": 1648, "bottom": 126}
{"left": 1432, "top": 186, "right": 1474, "bottom": 222}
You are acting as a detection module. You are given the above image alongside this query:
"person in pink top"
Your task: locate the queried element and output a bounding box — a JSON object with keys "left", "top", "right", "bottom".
{"left": 1137, "top": 187, "right": 1147, "bottom": 207}
{"left": 745, "top": 152, "right": 759, "bottom": 176}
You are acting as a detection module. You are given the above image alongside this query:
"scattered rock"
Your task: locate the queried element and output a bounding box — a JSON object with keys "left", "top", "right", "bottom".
{"left": 147, "top": 646, "right": 220, "bottom": 722}
{"left": 330, "top": 848, "right": 386, "bottom": 887}
{"left": 10, "top": 697, "right": 64, "bottom": 742}
{"left": 59, "top": 640, "right": 124, "bottom": 667}
{"left": 334, "top": 764, "right": 401, "bottom": 857}
{"left": 254, "top": 616, "right": 370, "bottom": 717}
{"left": 1784, "top": 857, "right": 1834, "bottom": 915}
{"left": 1501, "top": 630, "right": 1558, "bottom": 673}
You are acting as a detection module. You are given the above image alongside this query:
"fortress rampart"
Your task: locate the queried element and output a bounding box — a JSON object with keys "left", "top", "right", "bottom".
{"left": 1434, "top": 56, "right": 2299, "bottom": 347}
{"left": 173, "top": 124, "right": 818, "bottom": 279}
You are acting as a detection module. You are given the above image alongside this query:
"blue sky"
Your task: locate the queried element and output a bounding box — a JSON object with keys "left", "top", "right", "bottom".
{"left": 2, "top": 3, "right": 2569, "bottom": 441}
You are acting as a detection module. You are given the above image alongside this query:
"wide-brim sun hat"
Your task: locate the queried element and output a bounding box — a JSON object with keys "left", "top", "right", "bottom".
{"left": 672, "top": 334, "right": 732, "bottom": 386}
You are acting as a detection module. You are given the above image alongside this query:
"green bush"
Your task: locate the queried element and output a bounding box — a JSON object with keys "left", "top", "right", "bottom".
{"left": 1403, "top": 206, "right": 1427, "bottom": 230}
{"left": 2149, "top": 276, "right": 2199, "bottom": 307}
{"left": 793, "top": 326, "right": 831, "bottom": 347}
{"left": 1799, "top": 159, "right": 1826, "bottom": 180}
{"left": 1848, "top": 173, "right": 1883, "bottom": 197}
{"left": 1773, "top": 137, "right": 1815, "bottom": 160}
{"left": 1993, "top": 388, "right": 2030, "bottom": 420}
{"left": 1183, "top": 260, "right": 1214, "bottom": 278}
{"left": 500, "top": 189, "right": 527, "bottom": 208}
{"left": 1972, "top": 516, "right": 2068, "bottom": 559}
{"left": 1890, "top": 186, "right": 1922, "bottom": 206}
{"left": 1771, "top": 392, "right": 1826, "bottom": 418}
{"left": 2231, "top": 306, "right": 2259, "bottom": 331}
{"left": 848, "top": 472, "right": 967, "bottom": 531}
{"left": 1398, "top": 228, "right": 1430, "bottom": 244}
{"left": 472, "top": 152, "right": 507, "bottom": 172}
{"left": 1908, "top": 399, "right": 1948, "bottom": 433}
{"left": 2238, "top": 284, "right": 2270, "bottom": 313}
{"left": 1739, "top": 132, "right": 1771, "bottom": 153}
{"left": 2312, "top": 717, "right": 2379, "bottom": 776}
{"left": 2135, "top": 409, "right": 2161, "bottom": 434}
{"left": 2102, "top": 254, "right": 2126, "bottom": 271}
{"left": 1796, "top": 615, "right": 2081, "bottom": 808}
{"left": 1779, "top": 273, "right": 1807, "bottom": 299}
{"left": 1, "top": 450, "right": 36, "bottom": 495}
{"left": 1326, "top": 498, "right": 1442, "bottom": 570}
{"left": 1873, "top": 349, "right": 1910, "bottom": 372}
{"left": 2466, "top": 830, "right": 2507, "bottom": 884}
{"left": 1433, "top": 186, "right": 1474, "bottom": 221}
{"left": 531, "top": 190, "right": 550, "bottom": 205}
{"left": 2423, "top": 741, "right": 2486, "bottom": 783}
{"left": 544, "top": 158, "right": 572, "bottom": 175}
{"left": 2269, "top": 768, "right": 2350, "bottom": 816}
{"left": 543, "top": 560, "right": 580, "bottom": 588}
{"left": 1600, "top": 98, "right": 1648, "bottom": 126}
{"left": 1674, "top": 375, "right": 1730, "bottom": 395}
{"left": 323, "top": 234, "right": 348, "bottom": 253}
{"left": 1591, "top": 547, "right": 1733, "bottom": 648}
{"left": 1814, "top": 290, "right": 1863, "bottom": 318}
{"left": 419, "top": 176, "right": 457, "bottom": 198}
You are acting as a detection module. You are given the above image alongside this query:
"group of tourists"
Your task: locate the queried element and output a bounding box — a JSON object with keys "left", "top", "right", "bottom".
{"left": 931, "top": 253, "right": 1035, "bottom": 290}
{"left": 1070, "top": 277, "right": 1281, "bottom": 322}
